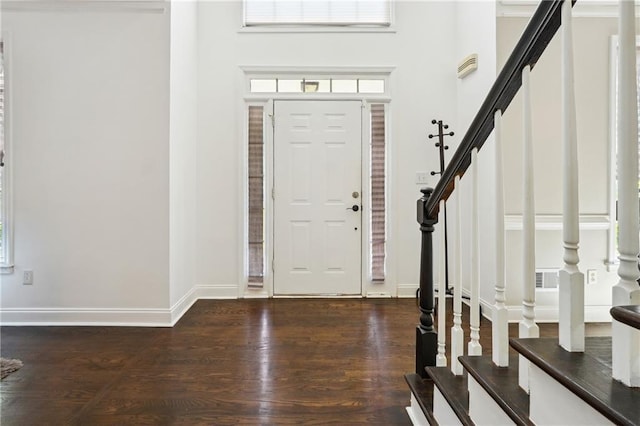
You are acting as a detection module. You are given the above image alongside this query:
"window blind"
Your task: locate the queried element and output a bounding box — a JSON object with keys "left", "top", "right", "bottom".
{"left": 370, "top": 104, "right": 386, "bottom": 281}
{"left": 248, "top": 106, "right": 265, "bottom": 285}
{"left": 244, "top": 0, "right": 391, "bottom": 26}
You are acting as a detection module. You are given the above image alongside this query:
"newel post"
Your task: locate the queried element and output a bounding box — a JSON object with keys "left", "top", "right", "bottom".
{"left": 416, "top": 187, "right": 438, "bottom": 377}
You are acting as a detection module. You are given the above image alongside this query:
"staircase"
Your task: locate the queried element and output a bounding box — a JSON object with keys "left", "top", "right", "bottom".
{"left": 406, "top": 0, "right": 640, "bottom": 424}
{"left": 407, "top": 333, "right": 640, "bottom": 425}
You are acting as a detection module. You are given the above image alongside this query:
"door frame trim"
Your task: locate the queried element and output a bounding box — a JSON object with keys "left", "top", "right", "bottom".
{"left": 239, "top": 70, "right": 393, "bottom": 299}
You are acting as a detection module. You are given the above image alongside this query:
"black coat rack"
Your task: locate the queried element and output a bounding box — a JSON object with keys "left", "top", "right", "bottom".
{"left": 429, "top": 120, "right": 454, "bottom": 295}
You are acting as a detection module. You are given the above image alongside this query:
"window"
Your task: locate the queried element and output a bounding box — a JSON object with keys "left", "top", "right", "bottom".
{"left": 244, "top": 0, "right": 391, "bottom": 27}
{"left": 248, "top": 106, "right": 266, "bottom": 286}
{"left": 370, "top": 104, "right": 386, "bottom": 281}
{"left": 0, "top": 39, "right": 11, "bottom": 272}
{"left": 249, "top": 77, "right": 385, "bottom": 94}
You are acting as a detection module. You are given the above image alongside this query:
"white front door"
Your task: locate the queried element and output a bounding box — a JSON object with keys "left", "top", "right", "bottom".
{"left": 273, "top": 100, "right": 362, "bottom": 295}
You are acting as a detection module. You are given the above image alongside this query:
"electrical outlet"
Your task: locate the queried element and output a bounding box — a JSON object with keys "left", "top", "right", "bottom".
{"left": 416, "top": 172, "right": 430, "bottom": 184}
{"left": 587, "top": 269, "right": 597, "bottom": 285}
{"left": 23, "top": 270, "right": 34, "bottom": 285}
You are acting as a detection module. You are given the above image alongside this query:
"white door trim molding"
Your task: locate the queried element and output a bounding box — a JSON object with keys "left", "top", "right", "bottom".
{"left": 239, "top": 66, "right": 394, "bottom": 299}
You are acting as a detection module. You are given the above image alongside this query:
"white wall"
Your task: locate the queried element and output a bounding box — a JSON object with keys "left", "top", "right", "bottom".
{"left": 452, "top": 1, "right": 498, "bottom": 305}
{"left": 196, "top": 1, "right": 458, "bottom": 298}
{"left": 496, "top": 17, "right": 640, "bottom": 320}
{"left": 0, "top": 2, "right": 172, "bottom": 324}
{"left": 0, "top": 0, "right": 462, "bottom": 325}
{"left": 1, "top": 1, "right": 623, "bottom": 326}
{"left": 169, "top": 1, "right": 198, "bottom": 315}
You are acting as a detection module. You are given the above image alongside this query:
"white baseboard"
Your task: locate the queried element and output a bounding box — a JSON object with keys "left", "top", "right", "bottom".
{"left": 504, "top": 303, "right": 611, "bottom": 323}
{"left": 170, "top": 286, "right": 199, "bottom": 326}
{"left": 243, "top": 287, "right": 270, "bottom": 299}
{"left": 0, "top": 283, "right": 240, "bottom": 327}
{"left": 196, "top": 284, "right": 239, "bottom": 299}
{"left": 366, "top": 291, "right": 393, "bottom": 298}
{"left": 1, "top": 284, "right": 613, "bottom": 327}
{"left": 0, "top": 307, "right": 172, "bottom": 327}
{"left": 455, "top": 288, "right": 612, "bottom": 324}
{"left": 397, "top": 283, "right": 419, "bottom": 298}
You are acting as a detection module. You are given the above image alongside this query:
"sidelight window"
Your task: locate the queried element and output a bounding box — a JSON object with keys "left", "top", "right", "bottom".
{"left": 370, "top": 104, "right": 386, "bottom": 282}
{"left": 248, "top": 106, "right": 266, "bottom": 286}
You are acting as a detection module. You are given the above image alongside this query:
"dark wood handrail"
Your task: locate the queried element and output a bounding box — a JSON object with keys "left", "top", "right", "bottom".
{"left": 610, "top": 305, "right": 640, "bottom": 330}
{"left": 425, "top": 0, "right": 574, "bottom": 219}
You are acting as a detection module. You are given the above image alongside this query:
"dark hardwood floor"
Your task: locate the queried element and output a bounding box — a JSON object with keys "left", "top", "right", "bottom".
{"left": 1, "top": 299, "right": 419, "bottom": 425}
{"left": 0, "top": 298, "right": 610, "bottom": 425}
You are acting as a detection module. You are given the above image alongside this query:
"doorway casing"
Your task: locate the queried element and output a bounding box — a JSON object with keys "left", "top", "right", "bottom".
{"left": 239, "top": 66, "right": 393, "bottom": 299}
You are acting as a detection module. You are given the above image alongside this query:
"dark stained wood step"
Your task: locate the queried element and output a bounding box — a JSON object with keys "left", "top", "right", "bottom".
{"left": 511, "top": 337, "right": 640, "bottom": 426}
{"left": 424, "top": 367, "right": 473, "bottom": 425}
{"left": 405, "top": 373, "right": 438, "bottom": 426}
{"left": 610, "top": 305, "right": 640, "bottom": 330}
{"left": 459, "top": 355, "right": 533, "bottom": 426}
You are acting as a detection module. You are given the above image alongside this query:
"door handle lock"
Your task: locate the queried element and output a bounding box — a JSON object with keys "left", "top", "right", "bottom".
{"left": 347, "top": 205, "right": 360, "bottom": 212}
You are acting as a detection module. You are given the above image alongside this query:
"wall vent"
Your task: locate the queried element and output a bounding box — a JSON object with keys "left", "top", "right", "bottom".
{"left": 535, "top": 269, "right": 559, "bottom": 290}
{"left": 457, "top": 54, "right": 478, "bottom": 79}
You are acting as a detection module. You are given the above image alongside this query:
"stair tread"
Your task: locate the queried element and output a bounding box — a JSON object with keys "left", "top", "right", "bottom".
{"left": 511, "top": 336, "right": 640, "bottom": 426}
{"left": 459, "top": 354, "right": 533, "bottom": 426}
{"left": 405, "top": 373, "right": 438, "bottom": 426}
{"left": 425, "top": 367, "right": 473, "bottom": 425}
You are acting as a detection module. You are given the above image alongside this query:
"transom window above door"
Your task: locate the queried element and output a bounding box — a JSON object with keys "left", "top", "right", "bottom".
{"left": 250, "top": 78, "right": 385, "bottom": 94}
{"left": 244, "top": 0, "right": 392, "bottom": 27}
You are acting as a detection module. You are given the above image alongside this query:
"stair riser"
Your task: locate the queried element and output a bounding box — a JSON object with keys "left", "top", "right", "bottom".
{"left": 433, "top": 387, "right": 462, "bottom": 425}
{"left": 406, "top": 393, "right": 430, "bottom": 426}
{"left": 467, "top": 375, "right": 516, "bottom": 425}
{"left": 529, "top": 364, "right": 614, "bottom": 425}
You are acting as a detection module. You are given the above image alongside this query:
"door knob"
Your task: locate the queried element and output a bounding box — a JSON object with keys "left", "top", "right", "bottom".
{"left": 347, "top": 205, "right": 360, "bottom": 212}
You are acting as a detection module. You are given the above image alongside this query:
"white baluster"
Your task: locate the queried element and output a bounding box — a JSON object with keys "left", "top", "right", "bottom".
{"left": 559, "top": 0, "right": 585, "bottom": 353}
{"left": 493, "top": 110, "right": 509, "bottom": 367}
{"left": 437, "top": 200, "right": 447, "bottom": 367}
{"left": 612, "top": 0, "right": 640, "bottom": 387}
{"left": 520, "top": 65, "right": 540, "bottom": 392}
{"left": 451, "top": 176, "right": 464, "bottom": 375}
{"left": 468, "top": 147, "right": 482, "bottom": 356}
